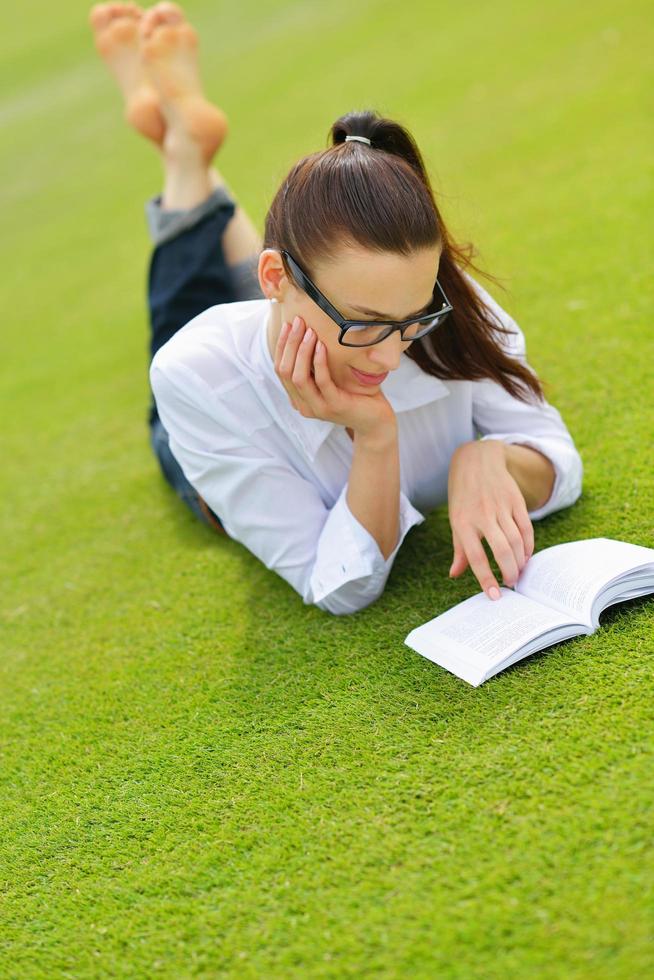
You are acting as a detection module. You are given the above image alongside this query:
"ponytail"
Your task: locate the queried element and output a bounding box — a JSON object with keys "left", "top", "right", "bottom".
{"left": 330, "top": 109, "right": 433, "bottom": 191}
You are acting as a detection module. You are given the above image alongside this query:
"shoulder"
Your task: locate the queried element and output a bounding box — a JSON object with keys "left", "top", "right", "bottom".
{"left": 149, "top": 299, "right": 274, "bottom": 439}
{"left": 150, "top": 299, "right": 268, "bottom": 390}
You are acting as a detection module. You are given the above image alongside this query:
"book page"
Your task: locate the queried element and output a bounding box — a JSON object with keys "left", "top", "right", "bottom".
{"left": 516, "top": 538, "right": 654, "bottom": 627}
{"left": 404, "top": 588, "right": 581, "bottom": 684}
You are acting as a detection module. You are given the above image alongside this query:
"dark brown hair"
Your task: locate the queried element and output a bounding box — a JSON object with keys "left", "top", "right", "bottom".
{"left": 263, "top": 109, "right": 545, "bottom": 403}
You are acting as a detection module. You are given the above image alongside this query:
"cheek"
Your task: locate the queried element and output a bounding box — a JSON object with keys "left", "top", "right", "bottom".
{"left": 316, "top": 336, "right": 352, "bottom": 381}
{"left": 304, "top": 315, "right": 364, "bottom": 387}
{"left": 309, "top": 320, "right": 350, "bottom": 377}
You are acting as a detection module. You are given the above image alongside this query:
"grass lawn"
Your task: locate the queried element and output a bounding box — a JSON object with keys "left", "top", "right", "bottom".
{"left": 2, "top": 0, "right": 653, "bottom": 975}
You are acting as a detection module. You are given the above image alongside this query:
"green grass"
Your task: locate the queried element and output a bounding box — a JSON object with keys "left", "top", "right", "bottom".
{"left": 2, "top": 0, "right": 653, "bottom": 976}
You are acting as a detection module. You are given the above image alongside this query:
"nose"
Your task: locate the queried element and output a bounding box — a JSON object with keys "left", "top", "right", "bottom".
{"left": 363, "top": 329, "right": 406, "bottom": 373}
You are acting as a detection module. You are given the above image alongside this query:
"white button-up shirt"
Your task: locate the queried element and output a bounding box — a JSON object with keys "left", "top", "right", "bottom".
{"left": 149, "top": 273, "right": 583, "bottom": 615}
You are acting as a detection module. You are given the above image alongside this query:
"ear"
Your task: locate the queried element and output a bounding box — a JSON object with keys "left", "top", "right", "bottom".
{"left": 258, "top": 249, "right": 291, "bottom": 302}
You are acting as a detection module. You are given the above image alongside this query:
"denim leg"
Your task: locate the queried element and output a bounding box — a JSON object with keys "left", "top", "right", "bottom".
{"left": 149, "top": 415, "right": 227, "bottom": 532}
{"left": 147, "top": 198, "right": 237, "bottom": 366}
{"left": 146, "top": 194, "right": 241, "bottom": 533}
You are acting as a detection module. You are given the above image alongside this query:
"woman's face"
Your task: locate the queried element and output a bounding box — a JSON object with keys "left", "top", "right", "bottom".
{"left": 268, "top": 243, "right": 442, "bottom": 393}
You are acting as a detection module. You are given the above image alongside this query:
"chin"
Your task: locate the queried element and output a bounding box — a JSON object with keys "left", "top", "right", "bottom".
{"left": 346, "top": 381, "right": 375, "bottom": 394}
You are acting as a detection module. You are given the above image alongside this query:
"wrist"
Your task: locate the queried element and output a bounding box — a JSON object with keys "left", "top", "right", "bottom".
{"left": 455, "top": 438, "right": 507, "bottom": 465}
{"left": 353, "top": 418, "right": 398, "bottom": 452}
{"left": 484, "top": 437, "right": 510, "bottom": 467}
{"left": 478, "top": 438, "right": 530, "bottom": 487}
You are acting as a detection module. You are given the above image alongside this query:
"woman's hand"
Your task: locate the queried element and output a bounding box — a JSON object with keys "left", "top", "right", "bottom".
{"left": 447, "top": 440, "right": 535, "bottom": 599}
{"left": 274, "top": 315, "right": 396, "bottom": 439}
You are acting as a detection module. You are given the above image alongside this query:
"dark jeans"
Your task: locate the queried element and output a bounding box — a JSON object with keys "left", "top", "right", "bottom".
{"left": 147, "top": 199, "right": 258, "bottom": 532}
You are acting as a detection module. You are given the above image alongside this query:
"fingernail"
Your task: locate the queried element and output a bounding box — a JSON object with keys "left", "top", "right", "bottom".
{"left": 302, "top": 327, "right": 314, "bottom": 343}
{"left": 292, "top": 316, "right": 301, "bottom": 333}
{"left": 488, "top": 586, "right": 501, "bottom": 600}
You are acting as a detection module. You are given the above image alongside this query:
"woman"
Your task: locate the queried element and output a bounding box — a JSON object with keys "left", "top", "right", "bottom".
{"left": 90, "top": 1, "right": 583, "bottom": 615}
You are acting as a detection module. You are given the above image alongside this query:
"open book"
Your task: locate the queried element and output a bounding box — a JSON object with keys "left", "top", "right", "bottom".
{"left": 404, "top": 538, "right": 654, "bottom": 687}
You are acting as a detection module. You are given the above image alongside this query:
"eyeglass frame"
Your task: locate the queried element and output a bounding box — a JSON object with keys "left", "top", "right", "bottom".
{"left": 280, "top": 249, "right": 453, "bottom": 347}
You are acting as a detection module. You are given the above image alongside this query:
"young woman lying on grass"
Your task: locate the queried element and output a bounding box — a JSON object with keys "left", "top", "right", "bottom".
{"left": 90, "top": 1, "right": 583, "bottom": 616}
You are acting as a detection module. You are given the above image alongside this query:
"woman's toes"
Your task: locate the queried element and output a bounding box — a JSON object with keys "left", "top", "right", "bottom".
{"left": 141, "top": 25, "right": 175, "bottom": 54}
{"left": 139, "top": 11, "right": 158, "bottom": 40}
{"left": 89, "top": 3, "right": 114, "bottom": 31}
{"left": 139, "top": 2, "right": 183, "bottom": 38}
{"left": 106, "top": 2, "right": 135, "bottom": 17}
{"left": 141, "top": 22, "right": 197, "bottom": 58}
{"left": 152, "top": 1, "right": 184, "bottom": 20}
{"left": 105, "top": 2, "right": 127, "bottom": 21}
{"left": 90, "top": 1, "right": 141, "bottom": 33}
{"left": 178, "top": 23, "right": 198, "bottom": 48}
{"left": 110, "top": 18, "right": 140, "bottom": 45}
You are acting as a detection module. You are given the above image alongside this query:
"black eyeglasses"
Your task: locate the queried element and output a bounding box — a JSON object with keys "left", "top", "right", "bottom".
{"left": 281, "top": 249, "right": 453, "bottom": 347}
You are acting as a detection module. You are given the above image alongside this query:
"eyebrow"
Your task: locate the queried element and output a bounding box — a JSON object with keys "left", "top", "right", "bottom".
{"left": 347, "top": 298, "right": 434, "bottom": 320}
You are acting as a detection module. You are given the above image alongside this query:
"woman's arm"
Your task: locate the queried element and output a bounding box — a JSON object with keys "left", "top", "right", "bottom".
{"left": 347, "top": 421, "right": 401, "bottom": 561}
{"left": 448, "top": 440, "right": 535, "bottom": 597}
{"left": 502, "top": 442, "right": 556, "bottom": 511}
{"left": 275, "top": 318, "right": 410, "bottom": 566}
{"left": 449, "top": 286, "right": 583, "bottom": 597}
{"left": 149, "top": 353, "right": 425, "bottom": 615}
{"left": 466, "top": 279, "right": 582, "bottom": 522}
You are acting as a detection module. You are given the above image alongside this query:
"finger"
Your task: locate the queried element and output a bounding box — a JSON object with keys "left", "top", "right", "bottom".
{"left": 292, "top": 325, "right": 321, "bottom": 400}
{"left": 496, "top": 507, "right": 527, "bottom": 575}
{"left": 274, "top": 322, "right": 297, "bottom": 402}
{"left": 276, "top": 318, "right": 313, "bottom": 412}
{"left": 278, "top": 316, "right": 305, "bottom": 380}
{"left": 274, "top": 320, "right": 292, "bottom": 369}
{"left": 459, "top": 531, "right": 501, "bottom": 599}
{"left": 512, "top": 501, "right": 535, "bottom": 562}
{"left": 312, "top": 340, "right": 338, "bottom": 398}
{"left": 485, "top": 522, "right": 520, "bottom": 587}
{"left": 449, "top": 528, "right": 469, "bottom": 577}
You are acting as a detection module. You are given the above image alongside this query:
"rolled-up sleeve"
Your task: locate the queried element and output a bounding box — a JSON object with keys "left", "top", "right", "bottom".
{"left": 469, "top": 289, "right": 583, "bottom": 521}
{"left": 309, "top": 483, "right": 426, "bottom": 614}
{"left": 150, "top": 360, "right": 425, "bottom": 615}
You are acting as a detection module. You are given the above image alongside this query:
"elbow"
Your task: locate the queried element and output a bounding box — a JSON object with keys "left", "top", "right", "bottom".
{"left": 551, "top": 449, "right": 584, "bottom": 512}
{"left": 314, "top": 600, "right": 358, "bottom": 616}
{"left": 309, "top": 584, "right": 385, "bottom": 616}
{"left": 535, "top": 446, "right": 584, "bottom": 520}
{"left": 560, "top": 447, "right": 584, "bottom": 511}
{"left": 307, "top": 561, "right": 388, "bottom": 615}
{"left": 312, "top": 593, "right": 381, "bottom": 616}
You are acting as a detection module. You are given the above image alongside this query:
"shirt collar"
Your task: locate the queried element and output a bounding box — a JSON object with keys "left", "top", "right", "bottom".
{"left": 256, "top": 301, "right": 450, "bottom": 461}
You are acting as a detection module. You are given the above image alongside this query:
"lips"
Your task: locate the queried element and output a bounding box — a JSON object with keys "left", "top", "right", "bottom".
{"left": 351, "top": 367, "right": 389, "bottom": 386}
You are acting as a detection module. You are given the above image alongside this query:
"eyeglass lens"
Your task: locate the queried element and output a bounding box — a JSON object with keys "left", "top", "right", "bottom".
{"left": 341, "top": 310, "right": 449, "bottom": 347}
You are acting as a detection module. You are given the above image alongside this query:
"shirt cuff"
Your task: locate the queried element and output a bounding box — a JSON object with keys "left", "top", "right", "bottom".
{"left": 309, "top": 484, "right": 426, "bottom": 608}
{"left": 479, "top": 433, "right": 583, "bottom": 520}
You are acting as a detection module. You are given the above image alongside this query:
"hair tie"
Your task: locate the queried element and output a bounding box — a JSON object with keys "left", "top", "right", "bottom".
{"left": 345, "top": 135, "right": 372, "bottom": 146}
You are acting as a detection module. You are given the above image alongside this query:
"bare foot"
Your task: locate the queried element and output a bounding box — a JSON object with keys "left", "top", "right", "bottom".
{"left": 89, "top": 2, "right": 165, "bottom": 145}
{"left": 139, "top": 2, "right": 228, "bottom": 164}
